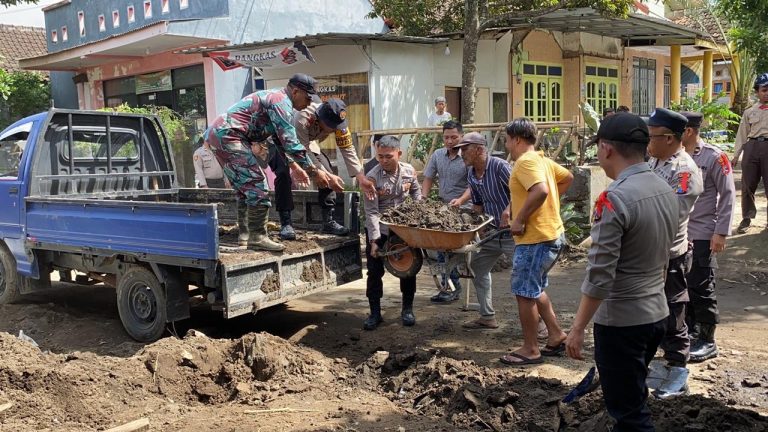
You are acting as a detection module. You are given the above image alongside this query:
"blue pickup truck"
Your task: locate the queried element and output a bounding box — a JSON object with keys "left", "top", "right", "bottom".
{"left": 0, "top": 109, "right": 362, "bottom": 341}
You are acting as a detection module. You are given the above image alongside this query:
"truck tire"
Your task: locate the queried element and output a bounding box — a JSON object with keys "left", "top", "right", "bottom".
{"left": 0, "top": 244, "right": 21, "bottom": 304}
{"left": 116, "top": 266, "right": 167, "bottom": 342}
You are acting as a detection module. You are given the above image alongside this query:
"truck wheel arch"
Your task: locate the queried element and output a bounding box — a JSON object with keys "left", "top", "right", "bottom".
{"left": 0, "top": 241, "right": 21, "bottom": 304}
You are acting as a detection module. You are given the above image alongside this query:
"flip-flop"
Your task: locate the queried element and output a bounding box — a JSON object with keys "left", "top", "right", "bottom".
{"left": 499, "top": 352, "right": 544, "bottom": 366}
{"left": 462, "top": 319, "right": 499, "bottom": 329}
{"left": 541, "top": 342, "right": 566, "bottom": 357}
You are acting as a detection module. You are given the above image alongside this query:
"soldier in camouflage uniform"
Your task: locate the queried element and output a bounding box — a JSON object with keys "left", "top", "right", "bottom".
{"left": 204, "top": 73, "right": 342, "bottom": 251}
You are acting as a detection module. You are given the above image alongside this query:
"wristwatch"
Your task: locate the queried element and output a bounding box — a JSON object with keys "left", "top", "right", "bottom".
{"left": 304, "top": 164, "right": 318, "bottom": 178}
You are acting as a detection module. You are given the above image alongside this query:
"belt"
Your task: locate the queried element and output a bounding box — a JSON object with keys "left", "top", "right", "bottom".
{"left": 749, "top": 137, "right": 768, "bottom": 142}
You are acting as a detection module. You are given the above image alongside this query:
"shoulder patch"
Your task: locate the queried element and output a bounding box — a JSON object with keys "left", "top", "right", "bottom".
{"left": 593, "top": 191, "right": 614, "bottom": 222}
{"left": 193, "top": 154, "right": 199, "bottom": 161}
{"left": 676, "top": 171, "right": 691, "bottom": 194}
{"left": 716, "top": 153, "right": 732, "bottom": 175}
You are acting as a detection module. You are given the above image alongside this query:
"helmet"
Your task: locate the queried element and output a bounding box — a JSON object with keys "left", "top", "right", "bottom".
{"left": 754, "top": 73, "right": 768, "bottom": 90}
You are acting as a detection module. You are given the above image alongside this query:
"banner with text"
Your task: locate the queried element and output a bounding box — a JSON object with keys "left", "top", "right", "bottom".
{"left": 209, "top": 41, "right": 315, "bottom": 71}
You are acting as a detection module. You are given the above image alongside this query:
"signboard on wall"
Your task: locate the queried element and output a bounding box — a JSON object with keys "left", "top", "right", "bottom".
{"left": 315, "top": 73, "right": 370, "bottom": 151}
{"left": 135, "top": 70, "right": 172, "bottom": 95}
{"left": 209, "top": 41, "right": 315, "bottom": 71}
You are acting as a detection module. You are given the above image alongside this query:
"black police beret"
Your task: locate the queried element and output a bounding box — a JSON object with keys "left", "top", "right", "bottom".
{"left": 595, "top": 112, "right": 649, "bottom": 144}
{"left": 317, "top": 98, "right": 348, "bottom": 130}
{"left": 680, "top": 111, "right": 703, "bottom": 129}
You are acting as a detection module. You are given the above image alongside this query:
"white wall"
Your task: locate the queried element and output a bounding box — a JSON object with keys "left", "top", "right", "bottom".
{"left": 369, "top": 41, "right": 436, "bottom": 129}
{"left": 431, "top": 34, "right": 512, "bottom": 122}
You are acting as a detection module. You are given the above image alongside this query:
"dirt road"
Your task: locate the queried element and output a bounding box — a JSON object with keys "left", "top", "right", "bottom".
{"left": 0, "top": 170, "right": 766, "bottom": 431}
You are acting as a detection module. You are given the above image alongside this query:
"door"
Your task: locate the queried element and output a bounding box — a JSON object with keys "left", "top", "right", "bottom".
{"left": 0, "top": 119, "right": 36, "bottom": 239}
{"left": 445, "top": 87, "right": 462, "bottom": 122}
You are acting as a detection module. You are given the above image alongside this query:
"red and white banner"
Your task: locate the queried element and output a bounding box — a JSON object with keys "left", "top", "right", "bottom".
{"left": 209, "top": 41, "right": 315, "bottom": 71}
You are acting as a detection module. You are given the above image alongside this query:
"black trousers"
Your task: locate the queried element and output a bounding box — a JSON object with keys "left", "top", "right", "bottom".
{"left": 661, "top": 250, "right": 692, "bottom": 364}
{"left": 741, "top": 139, "right": 768, "bottom": 219}
{"left": 270, "top": 149, "right": 337, "bottom": 212}
{"left": 365, "top": 230, "right": 416, "bottom": 303}
{"left": 686, "top": 240, "right": 719, "bottom": 326}
{"left": 595, "top": 319, "right": 666, "bottom": 432}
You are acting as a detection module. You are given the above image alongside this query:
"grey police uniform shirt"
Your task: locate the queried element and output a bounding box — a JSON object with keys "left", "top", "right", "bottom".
{"left": 364, "top": 162, "right": 422, "bottom": 241}
{"left": 648, "top": 149, "right": 703, "bottom": 259}
{"left": 422, "top": 147, "right": 469, "bottom": 202}
{"left": 581, "top": 163, "right": 678, "bottom": 327}
{"left": 688, "top": 141, "right": 736, "bottom": 240}
{"left": 193, "top": 146, "right": 224, "bottom": 186}
{"left": 293, "top": 102, "right": 364, "bottom": 178}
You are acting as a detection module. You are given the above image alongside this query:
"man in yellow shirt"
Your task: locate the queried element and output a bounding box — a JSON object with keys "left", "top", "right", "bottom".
{"left": 500, "top": 117, "right": 573, "bottom": 366}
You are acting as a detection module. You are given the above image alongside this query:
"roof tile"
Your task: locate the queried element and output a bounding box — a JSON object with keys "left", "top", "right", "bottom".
{"left": 0, "top": 24, "right": 48, "bottom": 72}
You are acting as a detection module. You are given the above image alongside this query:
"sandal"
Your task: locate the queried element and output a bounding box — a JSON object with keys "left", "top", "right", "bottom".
{"left": 541, "top": 342, "right": 566, "bottom": 357}
{"left": 462, "top": 318, "right": 499, "bottom": 329}
{"left": 500, "top": 352, "right": 544, "bottom": 366}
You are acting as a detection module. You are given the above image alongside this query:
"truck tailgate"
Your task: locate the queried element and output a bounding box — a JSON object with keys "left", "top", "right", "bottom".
{"left": 25, "top": 197, "right": 219, "bottom": 261}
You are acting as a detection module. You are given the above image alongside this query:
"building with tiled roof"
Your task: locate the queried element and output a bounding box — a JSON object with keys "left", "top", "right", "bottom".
{"left": 0, "top": 24, "right": 47, "bottom": 72}
{"left": 671, "top": 8, "right": 728, "bottom": 46}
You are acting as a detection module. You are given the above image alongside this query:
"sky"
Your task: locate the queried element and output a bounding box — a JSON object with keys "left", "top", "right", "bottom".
{"left": 0, "top": 0, "right": 59, "bottom": 28}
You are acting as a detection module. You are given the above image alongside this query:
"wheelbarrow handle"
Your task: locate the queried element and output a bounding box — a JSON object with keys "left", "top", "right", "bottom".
{"left": 473, "top": 227, "right": 511, "bottom": 249}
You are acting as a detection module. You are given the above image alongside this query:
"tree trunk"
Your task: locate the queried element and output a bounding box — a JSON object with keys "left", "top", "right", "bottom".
{"left": 461, "top": 0, "right": 480, "bottom": 124}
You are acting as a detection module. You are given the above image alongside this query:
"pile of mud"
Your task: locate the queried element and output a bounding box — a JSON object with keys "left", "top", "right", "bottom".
{"left": 364, "top": 350, "right": 768, "bottom": 432}
{"left": 0, "top": 331, "right": 348, "bottom": 431}
{"left": 382, "top": 200, "right": 487, "bottom": 232}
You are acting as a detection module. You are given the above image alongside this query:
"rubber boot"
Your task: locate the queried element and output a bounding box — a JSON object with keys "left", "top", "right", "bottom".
{"left": 247, "top": 205, "right": 285, "bottom": 252}
{"left": 322, "top": 208, "right": 349, "bottom": 236}
{"left": 237, "top": 200, "right": 249, "bottom": 246}
{"left": 689, "top": 324, "right": 718, "bottom": 363}
{"left": 363, "top": 299, "right": 383, "bottom": 330}
{"left": 401, "top": 290, "right": 416, "bottom": 327}
{"left": 278, "top": 210, "right": 296, "bottom": 240}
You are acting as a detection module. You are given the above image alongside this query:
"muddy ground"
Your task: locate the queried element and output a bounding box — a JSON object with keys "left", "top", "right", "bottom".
{"left": 382, "top": 199, "right": 486, "bottom": 231}
{"left": 0, "top": 171, "right": 767, "bottom": 431}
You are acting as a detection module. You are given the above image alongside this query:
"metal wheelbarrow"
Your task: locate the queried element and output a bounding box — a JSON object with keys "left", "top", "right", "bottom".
{"left": 378, "top": 217, "right": 509, "bottom": 297}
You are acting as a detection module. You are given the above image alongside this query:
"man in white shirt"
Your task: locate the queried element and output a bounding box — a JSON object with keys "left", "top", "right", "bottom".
{"left": 427, "top": 96, "right": 452, "bottom": 126}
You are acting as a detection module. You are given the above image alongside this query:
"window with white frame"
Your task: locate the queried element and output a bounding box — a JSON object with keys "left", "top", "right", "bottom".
{"left": 112, "top": 10, "right": 120, "bottom": 28}
{"left": 127, "top": 5, "right": 135, "bottom": 23}
{"left": 77, "top": 11, "right": 85, "bottom": 37}
{"left": 144, "top": 1, "right": 152, "bottom": 18}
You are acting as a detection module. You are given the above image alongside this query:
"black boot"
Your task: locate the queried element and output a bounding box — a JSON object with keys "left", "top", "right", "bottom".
{"left": 401, "top": 291, "right": 416, "bottom": 327}
{"left": 363, "top": 299, "right": 383, "bottom": 330}
{"left": 322, "top": 208, "right": 349, "bottom": 236}
{"left": 690, "top": 324, "right": 718, "bottom": 363}
{"left": 237, "top": 200, "right": 249, "bottom": 246}
{"left": 278, "top": 210, "right": 296, "bottom": 240}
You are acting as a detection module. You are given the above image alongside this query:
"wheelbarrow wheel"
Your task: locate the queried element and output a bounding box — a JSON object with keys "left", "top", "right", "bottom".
{"left": 382, "top": 237, "right": 423, "bottom": 279}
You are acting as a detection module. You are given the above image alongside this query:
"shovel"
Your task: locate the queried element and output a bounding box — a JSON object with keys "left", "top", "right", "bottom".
{"left": 562, "top": 365, "right": 600, "bottom": 404}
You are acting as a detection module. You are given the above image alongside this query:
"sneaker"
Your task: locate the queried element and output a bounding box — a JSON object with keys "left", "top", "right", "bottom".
{"left": 736, "top": 218, "right": 751, "bottom": 234}
{"left": 323, "top": 220, "right": 349, "bottom": 236}
{"left": 430, "top": 290, "right": 460, "bottom": 303}
{"left": 279, "top": 224, "right": 296, "bottom": 240}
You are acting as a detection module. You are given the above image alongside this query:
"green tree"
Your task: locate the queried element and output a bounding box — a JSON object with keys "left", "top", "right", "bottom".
{"left": 0, "top": 0, "right": 38, "bottom": 6}
{"left": 0, "top": 71, "right": 50, "bottom": 129}
{"left": 716, "top": 0, "right": 768, "bottom": 74}
{"left": 369, "top": 0, "right": 633, "bottom": 123}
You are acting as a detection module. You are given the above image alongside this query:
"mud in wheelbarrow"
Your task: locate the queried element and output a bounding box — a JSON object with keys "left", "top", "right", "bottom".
{"left": 378, "top": 218, "right": 502, "bottom": 279}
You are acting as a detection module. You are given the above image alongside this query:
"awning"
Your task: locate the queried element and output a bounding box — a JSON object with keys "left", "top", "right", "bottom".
{"left": 489, "top": 7, "right": 706, "bottom": 46}
{"left": 19, "top": 21, "right": 227, "bottom": 71}
{"left": 177, "top": 32, "right": 449, "bottom": 55}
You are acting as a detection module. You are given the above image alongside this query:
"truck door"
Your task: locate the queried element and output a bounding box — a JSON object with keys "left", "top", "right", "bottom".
{"left": 0, "top": 119, "right": 36, "bottom": 240}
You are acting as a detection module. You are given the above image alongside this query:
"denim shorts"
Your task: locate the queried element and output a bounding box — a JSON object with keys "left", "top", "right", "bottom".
{"left": 510, "top": 235, "right": 564, "bottom": 298}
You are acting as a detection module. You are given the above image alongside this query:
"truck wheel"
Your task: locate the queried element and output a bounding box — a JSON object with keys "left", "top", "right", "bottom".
{"left": 0, "top": 245, "right": 21, "bottom": 304}
{"left": 116, "top": 266, "right": 167, "bottom": 342}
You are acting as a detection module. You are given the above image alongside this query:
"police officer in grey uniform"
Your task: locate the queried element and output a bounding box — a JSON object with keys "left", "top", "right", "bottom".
{"left": 647, "top": 108, "right": 703, "bottom": 379}
{"left": 290, "top": 98, "right": 376, "bottom": 239}
{"left": 193, "top": 139, "right": 229, "bottom": 189}
{"left": 567, "top": 112, "right": 678, "bottom": 431}
{"left": 681, "top": 112, "right": 736, "bottom": 362}
{"left": 363, "top": 135, "right": 422, "bottom": 330}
